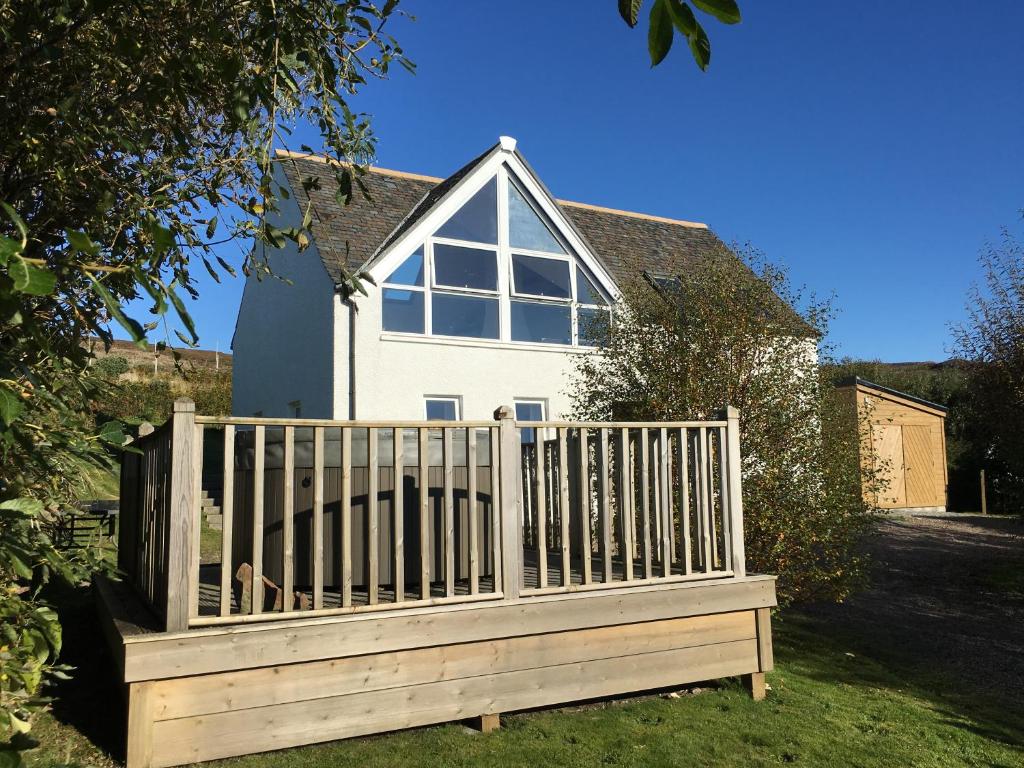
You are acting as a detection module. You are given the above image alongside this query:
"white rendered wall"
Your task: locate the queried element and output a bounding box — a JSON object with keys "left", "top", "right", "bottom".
{"left": 336, "top": 285, "right": 588, "bottom": 421}
{"left": 231, "top": 168, "right": 336, "bottom": 418}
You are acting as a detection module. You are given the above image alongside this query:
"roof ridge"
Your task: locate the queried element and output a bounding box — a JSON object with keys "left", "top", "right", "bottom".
{"left": 275, "top": 149, "right": 708, "bottom": 230}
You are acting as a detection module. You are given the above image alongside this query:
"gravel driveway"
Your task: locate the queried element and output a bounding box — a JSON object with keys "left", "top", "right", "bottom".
{"left": 803, "top": 513, "right": 1024, "bottom": 710}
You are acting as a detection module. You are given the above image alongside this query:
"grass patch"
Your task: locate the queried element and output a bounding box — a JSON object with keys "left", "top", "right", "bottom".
{"left": 15, "top": 590, "right": 1024, "bottom": 768}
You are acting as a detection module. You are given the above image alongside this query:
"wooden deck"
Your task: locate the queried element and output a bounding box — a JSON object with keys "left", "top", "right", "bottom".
{"left": 103, "top": 403, "right": 774, "bottom": 768}
{"left": 98, "top": 571, "right": 775, "bottom": 768}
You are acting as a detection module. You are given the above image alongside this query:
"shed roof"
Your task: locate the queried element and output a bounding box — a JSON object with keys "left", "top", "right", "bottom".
{"left": 837, "top": 376, "right": 949, "bottom": 416}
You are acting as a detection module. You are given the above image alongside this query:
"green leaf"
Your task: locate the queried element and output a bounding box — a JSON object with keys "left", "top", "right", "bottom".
{"left": 87, "top": 274, "right": 148, "bottom": 347}
{"left": 65, "top": 229, "right": 99, "bottom": 256}
{"left": 0, "top": 386, "right": 24, "bottom": 425}
{"left": 0, "top": 235, "right": 22, "bottom": 265}
{"left": 648, "top": 0, "right": 674, "bottom": 66}
{"left": 97, "top": 420, "right": 127, "bottom": 446}
{"left": 166, "top": 285, "right": 198, "bottom": 344}
{"left": 667, "top": 0, "right": 711, "bottom": 69}
{"left": 205, "top": 217, "right": 218, "bottom": 239}
{"left": 0, "top": 201, "right": 28, "bottom": 241}
{"left": 9, "top": 256, "right": 56, "bottom": 296}
{"left": 618, "top": 0, "right": 644, "bottom": 27}
{"left": 691, "top": 0, "right": 741, "bottom": 24}
{"left": 0, "top": 498, "right": 43, "bottom": 516}
{"left": 215, "top": 255, "right": 237, "bottom": 278}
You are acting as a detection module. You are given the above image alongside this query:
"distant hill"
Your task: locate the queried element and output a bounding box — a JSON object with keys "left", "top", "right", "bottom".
{"left": 84, "top": 338, "right": 231, "bottom": 373}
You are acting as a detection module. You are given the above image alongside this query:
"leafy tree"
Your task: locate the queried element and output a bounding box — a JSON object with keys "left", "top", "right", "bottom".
{"left": 571, "top": 248, "right": 878, "bottom": 604}
{"left": 953, "top": 226, "right": 1024, "bottom": 514}
{"left": 0, "top": 0, "right": 408, "bottom": 745}
{"left": 617, "top": 0, "right": 742, "bottom": 68}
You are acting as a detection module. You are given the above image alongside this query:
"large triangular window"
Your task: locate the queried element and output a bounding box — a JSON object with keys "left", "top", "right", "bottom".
{"left": 381, "top": 168, "right": 612, "bottom": 346}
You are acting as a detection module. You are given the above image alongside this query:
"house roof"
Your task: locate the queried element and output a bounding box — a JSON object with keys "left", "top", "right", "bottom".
{"left": 275, "top": 146, "right": 806, "bottom": 330}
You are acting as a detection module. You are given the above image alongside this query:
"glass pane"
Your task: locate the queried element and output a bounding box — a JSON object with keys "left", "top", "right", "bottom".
{"left": 512, "top": 254, "right": 571, "bottom": 299}
{"left": 432, "top": 293, "right": 499, "bottom": 339}
{"left": 578, "top": 306, "right": 610, "bottom": 347}
{"left": 508, "top": 180, "right": 565, "bottom": 254}
{"left": 576, "top": 266, "right": 607, "bottom": 305}
{"left": 382, "top": 288, "right": 424, "bottom": 333}
{"left": 385, "top": 248, "right": 424, "bottom": 286}
{"left": 436, "top": 176, "right": 498, "bottom": 244}
{"left": 426, "top": 399, "right": 458, "bottom": 420}
{"left": 511, "top": 301, "right": 571, "bottom": 345}
{"left": 515, "top": 401, "right": 545, "bottom": 445}
{"left": 433, "top": 243, "right": 498, "bottom": 291}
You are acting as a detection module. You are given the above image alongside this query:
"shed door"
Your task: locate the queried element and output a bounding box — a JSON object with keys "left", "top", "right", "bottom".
{"left": 903, "top": 425, "right": 936, "bottom": 507}
{"left": 871, "top": 424, "right": 906, "bottom": 507}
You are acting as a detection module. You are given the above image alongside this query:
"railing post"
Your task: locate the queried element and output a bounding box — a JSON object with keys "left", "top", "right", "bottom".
{"left": 166, "top": 399, "right": 196, "bottom": 632}
{"left": 724, "top": 406, "right": 746, "bottom": 577}
{"left": 494, "top": 406, "right": 522, "bottom": 599}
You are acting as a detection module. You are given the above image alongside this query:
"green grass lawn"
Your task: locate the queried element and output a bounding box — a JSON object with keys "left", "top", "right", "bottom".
{"left": 17, "top": 591, "right": 1024, "bottom": 768}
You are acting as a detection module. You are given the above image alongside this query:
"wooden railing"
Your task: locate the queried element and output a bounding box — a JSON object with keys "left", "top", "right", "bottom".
{"left": 119, "top": 401, "right": 746, "bottom": 631}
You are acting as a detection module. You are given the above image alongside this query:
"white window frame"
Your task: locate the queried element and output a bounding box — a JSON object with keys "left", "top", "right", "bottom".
{"left": 424, "top": 396, "right": 462, "bottom": 421}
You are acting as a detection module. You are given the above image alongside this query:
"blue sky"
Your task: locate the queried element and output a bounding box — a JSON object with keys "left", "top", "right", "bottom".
{"left": 158, "top": 1, "right": 1024, "bottom": 362}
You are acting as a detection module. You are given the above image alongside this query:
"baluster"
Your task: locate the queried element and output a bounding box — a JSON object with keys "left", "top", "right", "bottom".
{"left": 678, "top": 427, "right": 692, "bottom": 575}
{"left": 697, "top": 426, "right": 713, "bottom": 573}
{"left": 660, "top": 427, "right": 672, "bottom": 578}
{"left": 640, "top": 427, "right": 652, "bottom": 580}
{"left": 312, "top": 427, "right": 324, "bottom": 610}
{"left": 341, "top": 427, "right": 352, "bottom": 607}
{"left": 282, "top": 427, "right": 294, "bottom": 611}
{"left": 418, "top": 427, "right": 430, "bottom": 600}
{"left": 252, "top": 425, "right": 265, "bottom": 614}
{"left": 443, "top": 427, "right": 455, "bottom": 597}
{"left": 619, "top": 428, "right": 633, "bottom": 581}
{"left": 393, "top": 427, "right": 405, "bottom": 603}
{"left": 578, "top": 428, "right": 592, "bottom": 585}
{"left": 558, "top": 428, "right": 571, "bottom": 586}
{"left": 489, "top": 426, "right": 502, "bottom": 593}
{"left": 600, "top": 428, "right": 612, "bottom": 583}
{"left": 367, "top": 427, "right": 379, "bottom": 605}
{"left": 534, "top": 430, "right": 548, "bottom": 589}
{"left": 467, "top": 427, "right": 479, "bottom": 595}
{"left": 219, "top": 426, "right": 235, "bottom": 616}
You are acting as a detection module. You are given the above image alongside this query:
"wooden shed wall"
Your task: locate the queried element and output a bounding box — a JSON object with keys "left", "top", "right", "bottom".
{"left": 848, "top": 386, "right": 947, "bottom": 510}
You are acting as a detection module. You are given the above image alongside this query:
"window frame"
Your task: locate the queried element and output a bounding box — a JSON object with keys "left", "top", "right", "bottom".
{"left": 424, "top": 396, "right": 462, "bottom": 421}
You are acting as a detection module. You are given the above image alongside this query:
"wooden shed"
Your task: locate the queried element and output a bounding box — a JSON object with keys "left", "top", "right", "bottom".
{"left": 838, "top": 377, "right": 948, "bottom": 512}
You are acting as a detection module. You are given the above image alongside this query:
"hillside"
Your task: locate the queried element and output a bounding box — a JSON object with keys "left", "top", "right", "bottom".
{"left": 84, "top": 337, "right": 232, "bottom": 373}
{"left": 87, "top": 340, "right": 232, "bottom": 426}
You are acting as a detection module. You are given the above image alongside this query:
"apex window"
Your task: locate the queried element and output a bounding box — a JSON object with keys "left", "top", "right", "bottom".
{"left": 380, "top": 167, "right": 612, "bottom": 346}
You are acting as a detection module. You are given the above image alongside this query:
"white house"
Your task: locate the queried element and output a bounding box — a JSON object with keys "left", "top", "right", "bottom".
{"left": 232, "top": 137, "right": 750, "bottom": 422}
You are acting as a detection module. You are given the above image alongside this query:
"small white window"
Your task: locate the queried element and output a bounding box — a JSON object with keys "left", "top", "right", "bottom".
{"left": 424, "top": 396, "right": 461, "bottom": 421}
{"left": 514, "top": 399, "right": 547, "bottom": 444}
{"left": 288, "top": 400, "right": 302, "bottom": 419}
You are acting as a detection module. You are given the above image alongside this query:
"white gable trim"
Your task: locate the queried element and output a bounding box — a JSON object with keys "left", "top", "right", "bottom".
{"left": 367, "top": 142, "right": 621, "bottom": 301}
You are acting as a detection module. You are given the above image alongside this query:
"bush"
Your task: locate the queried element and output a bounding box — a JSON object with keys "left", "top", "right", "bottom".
{"left": 91, "top": 355, "right": 130, "bottom": 380}
{"left": 571, "top": 248, "right": 879, "bottom": 604}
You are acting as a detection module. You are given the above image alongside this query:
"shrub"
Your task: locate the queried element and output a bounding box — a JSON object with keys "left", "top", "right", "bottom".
{"left": 570, "top": 248, "right": 879, "bottom": 604}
